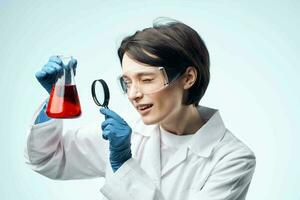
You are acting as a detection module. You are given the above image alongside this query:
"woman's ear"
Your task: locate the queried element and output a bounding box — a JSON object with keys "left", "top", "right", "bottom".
{"left": 182, "top": 66, "right": 197, "bottom": 90}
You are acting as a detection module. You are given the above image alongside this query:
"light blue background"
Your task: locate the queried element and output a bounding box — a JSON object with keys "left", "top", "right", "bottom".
{"left": 0, "top": 0, "right": 299, "bottom": 199}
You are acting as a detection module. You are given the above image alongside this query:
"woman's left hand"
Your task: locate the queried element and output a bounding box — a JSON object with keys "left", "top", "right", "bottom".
{"left": 100, "top": 108, "right": 132, "bottom": 172}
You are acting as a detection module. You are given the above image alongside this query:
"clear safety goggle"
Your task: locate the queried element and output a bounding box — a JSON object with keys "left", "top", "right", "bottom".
{"left": 117, "top": 66, "right": 172, "bottom": 95}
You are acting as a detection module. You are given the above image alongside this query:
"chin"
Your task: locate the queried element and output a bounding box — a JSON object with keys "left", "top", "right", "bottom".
{"left": 141, "top": 117, "right": 156, "bottom": 125}
{"left": 141, "top": 115, "right": 161, "bottom": 125}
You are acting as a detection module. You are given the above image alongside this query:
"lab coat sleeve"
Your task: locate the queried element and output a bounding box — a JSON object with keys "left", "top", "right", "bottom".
{"left": 24, "top": 99, "right": 109, "bottom": 180}
{"left": 100, "top": 158, "right": 166, "bottom": 200}
{"left": 191, "top": 147, "right": 256, "bottom": 200}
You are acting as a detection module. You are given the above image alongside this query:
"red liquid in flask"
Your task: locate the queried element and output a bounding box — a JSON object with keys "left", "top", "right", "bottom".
{"left": 46, "top": 85, "right": 82, "bottom": 118}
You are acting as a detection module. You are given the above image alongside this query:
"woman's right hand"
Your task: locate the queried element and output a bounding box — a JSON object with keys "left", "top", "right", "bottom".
{"left": 35, "top": 55, "right": 77, "bottom": 94}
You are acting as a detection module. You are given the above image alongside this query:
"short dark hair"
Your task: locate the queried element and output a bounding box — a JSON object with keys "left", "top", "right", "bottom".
{"left": 117, "top": 17, "right": 210, "bottom": 106}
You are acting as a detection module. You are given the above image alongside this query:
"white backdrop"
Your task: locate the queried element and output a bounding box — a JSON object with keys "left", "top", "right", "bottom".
{"left": 0, "top": 0, "right": 299, "bottom": 199}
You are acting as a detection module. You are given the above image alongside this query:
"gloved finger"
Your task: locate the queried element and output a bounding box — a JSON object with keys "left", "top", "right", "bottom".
{"left": 104, "top": 124, "right": 130, "bottom": 139}
{"left": 102, "top": 124, "right": 115, "bottom": 140}
{"left": 43, "top": 64, "right": 58, "bottom": 77}
{"left": 49, "top": 55, "right": 63, "bottom": 66}
{"left": 35, "top": 68, "right": 55, "bottom": 83}
{"left": 101, "top": 118, "right": 120, "bottom": 130}
{"left": 47, "top": 61, "right": 64, "bottom": 77}
{"left": 47, "top": 61, "right": 63, "bottom": 71}
{"left": 102, "top": 130, "right": 109, "bottom": 140}
{"left": 114, "top": 126, "right": 132, "bottom": 137}
{"left": 100, "top": 108, "right": 125, "bottom": 123}
{"left": 102, "top": 124, "right": 114, "bottom": 133}
{"left": 35, "top": 70, "right": 47, "bottom": 80}
{"left": 102, "top": 118, "right": 131, "bottom": 135}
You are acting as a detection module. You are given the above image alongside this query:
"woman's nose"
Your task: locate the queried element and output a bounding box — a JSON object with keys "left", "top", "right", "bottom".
{"left": 127, "top": 84, "right": 143, "bottom": 100}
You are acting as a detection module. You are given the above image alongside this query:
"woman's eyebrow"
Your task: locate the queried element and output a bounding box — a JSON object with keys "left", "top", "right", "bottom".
{"left": 122, "top": 71, "right": 156, "bottom": 78}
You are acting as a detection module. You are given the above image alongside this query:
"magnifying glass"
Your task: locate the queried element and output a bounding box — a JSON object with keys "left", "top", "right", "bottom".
{"left": 91, "top": 79, "right": 110, "bottom": 108}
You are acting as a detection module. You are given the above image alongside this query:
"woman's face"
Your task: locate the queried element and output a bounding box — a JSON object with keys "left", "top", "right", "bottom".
{"left": 122, "top": 53, "right": 185, "bottom": 125}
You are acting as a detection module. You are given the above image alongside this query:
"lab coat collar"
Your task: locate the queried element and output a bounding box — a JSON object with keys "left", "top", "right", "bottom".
{"left": 187, "top": 106, "right": 226, "bottom": 158}
{"left": 161, "top": 106, "right": 226, "bottom": 176}
{"left": 132, "top": 122, "right": 161, "bottom": 188}
{"left": 133, "top": 105, "right": 226, "bottom": 158}
{"left": 132, "top": 105, "right": 226, "bottom": 179}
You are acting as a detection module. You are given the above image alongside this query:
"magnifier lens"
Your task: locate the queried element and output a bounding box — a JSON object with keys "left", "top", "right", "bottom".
{"left": 95, "top": 82, "right": 105, "bottom": 105}
{"left": 91, "top": 79, "right": 110, "bottom": 108}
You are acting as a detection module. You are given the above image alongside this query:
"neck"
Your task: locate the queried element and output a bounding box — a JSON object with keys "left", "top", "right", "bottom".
{"left": 159, "top": 105, "right": 204, "bottom": 135}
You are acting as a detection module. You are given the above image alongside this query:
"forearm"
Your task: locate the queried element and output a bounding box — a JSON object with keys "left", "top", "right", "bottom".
{"left": 25, "top": 99, "right": 65, "bottom": 179}
{"left": 25, "top": 100, "right": 108, "bottom": 179}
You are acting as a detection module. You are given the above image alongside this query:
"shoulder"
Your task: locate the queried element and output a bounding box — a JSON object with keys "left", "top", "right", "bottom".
{"left": 199, "top": 130, "right": 256, "bottom": 195}
{"left": 212, "top": 129, "right": 256, "bottom": 169}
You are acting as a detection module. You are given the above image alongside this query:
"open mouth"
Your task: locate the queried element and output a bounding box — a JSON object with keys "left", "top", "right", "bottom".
{"left": 137, "top": 104, "right": 153, "bottom": 114}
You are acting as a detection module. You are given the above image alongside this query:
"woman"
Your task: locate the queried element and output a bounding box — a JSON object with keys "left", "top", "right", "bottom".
{"left": 26, "top": 18, "right": 256, "bottom": 200}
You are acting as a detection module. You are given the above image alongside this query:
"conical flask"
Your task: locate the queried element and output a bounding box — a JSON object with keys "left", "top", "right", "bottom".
{"left": 46, "top": 56, "right": 82, "bottom": 118}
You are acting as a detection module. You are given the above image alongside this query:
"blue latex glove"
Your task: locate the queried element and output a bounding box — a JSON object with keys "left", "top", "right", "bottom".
{"left": 100, "top": 108, "right": 132, "bottom": 172}
{"left": 35, "top": 55, "right": 77, "bottom": 94}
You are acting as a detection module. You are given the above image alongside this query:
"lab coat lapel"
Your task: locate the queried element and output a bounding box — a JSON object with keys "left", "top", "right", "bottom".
{"left": 161, "top": 146, "right": 188, "bottom": 177}
{"left": 140, "top": 125, "right": 161, "bottom": 188}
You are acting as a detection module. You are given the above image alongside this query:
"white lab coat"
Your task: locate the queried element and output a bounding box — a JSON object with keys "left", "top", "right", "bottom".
{"left": 25, "top": 101, "right": 256, "bottom": 200}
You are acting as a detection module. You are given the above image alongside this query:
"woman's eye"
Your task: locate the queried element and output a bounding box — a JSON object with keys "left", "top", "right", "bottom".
{"left": 142, "top": 79, "right": 153, "bottom": 82}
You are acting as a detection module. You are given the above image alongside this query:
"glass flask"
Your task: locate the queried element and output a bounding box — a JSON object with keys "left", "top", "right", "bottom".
{"left": 46, "top": 56, "right": 82, "bottom": 118}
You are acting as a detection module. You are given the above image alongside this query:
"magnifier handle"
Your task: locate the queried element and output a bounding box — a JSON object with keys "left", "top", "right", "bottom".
{"left": 102, "top": 114, "right": 108, "bottom": 140}
{"left": 102, "top": 108, "right": 108, "bottom": 140}
{"left": 104, "top": 106, "right": 109, "bottom": 119}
